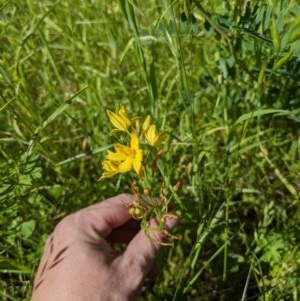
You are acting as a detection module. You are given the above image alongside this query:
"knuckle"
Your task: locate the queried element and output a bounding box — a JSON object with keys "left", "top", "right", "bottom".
{"left": 123, "top": 253, "right": 148, "bottom": 279}
{"left": 52, "top": 213, "right": 79, "bottom": 240}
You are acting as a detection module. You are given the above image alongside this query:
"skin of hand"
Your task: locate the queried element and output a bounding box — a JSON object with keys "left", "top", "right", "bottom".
{"left": 31, "top": 194, "right": 177, "bottom": 301}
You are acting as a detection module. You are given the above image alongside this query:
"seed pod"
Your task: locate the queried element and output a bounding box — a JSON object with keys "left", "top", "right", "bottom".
{"left": 128, "top": 206, "right": 145, "bottom": 220}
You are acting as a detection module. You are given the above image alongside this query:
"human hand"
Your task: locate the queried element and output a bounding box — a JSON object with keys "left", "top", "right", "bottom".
{"left": 31, "top": 194, "right": 177, "bottom": 301}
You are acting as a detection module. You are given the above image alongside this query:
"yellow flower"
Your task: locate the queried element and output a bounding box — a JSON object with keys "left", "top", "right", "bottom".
{"left": 145, "top": 124, "right": 167, "bottom": 147}
{"left": 100, "top": 133, "right": 143, "bottom": 179}
{"left": 107, "top": 106, "right": 132, "bottom": 135}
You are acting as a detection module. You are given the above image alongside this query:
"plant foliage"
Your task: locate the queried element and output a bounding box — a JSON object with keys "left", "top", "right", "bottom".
{"left": 1, "top": 0, "right": 300, "bottom": 300}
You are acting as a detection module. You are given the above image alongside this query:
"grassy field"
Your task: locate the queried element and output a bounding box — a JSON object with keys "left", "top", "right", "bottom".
{"left": 1, "top": 0, "right": 300, "bottom": 300}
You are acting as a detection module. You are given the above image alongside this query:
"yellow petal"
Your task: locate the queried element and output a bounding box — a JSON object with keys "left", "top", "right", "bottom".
{"left": 135, "top": 149, "right": 143, "bottom": 161}
{"left": 107, "top": 110, "right": 128, "bottom": 130}
{"left": 119, "top": 106, "right": 138, "bottom": 124}
{"left": 145, "top": 125, "right": 157, "bottom": 146}
{"left": 114, "top": 144, "right": 131, "bottom": 157}
{"left": 130, "top": 133, "right": 139, "bottom": 150}
{"left": 98, "top": 170, "right": 118, "bottom": 180}
{"left": 145, "top": 125, "right": 167, "bottom": 147}
{"left": 153, "top": 130, "right": 167, "bottom": 147}
{"left": 133, "top": 159, "right": 142, "bottom": 175}
{"left": 107, "top": 108, "right": 132, "bottom": 132}
{"left": 119, "top": 106, "right": 127, "bottom": 116}
{"left": 118, "top": 106, "right": 132, "bottom": 127}
{"left": 99, "top": 161, "right": 120, "bottom": 180}
{"left": 102, "top": 160, "right": 119, "bottom": 172}
{"left": 142, "top": 115, "right": 151, "bottom": 132}
{"left": 107, "top": 147, "right": 128, "bottom": 161}
{"left": 118, "top": 157, "right": 133, "bottom": 173}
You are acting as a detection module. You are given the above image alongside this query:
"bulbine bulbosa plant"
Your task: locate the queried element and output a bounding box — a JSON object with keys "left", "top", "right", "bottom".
{"left": 99, "top": 106, "right": 178, "bottom": 245}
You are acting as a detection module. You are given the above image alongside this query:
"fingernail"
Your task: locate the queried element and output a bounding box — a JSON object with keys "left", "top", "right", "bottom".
{"left": 165, "top": 216, "right": 178, "bottom": 232}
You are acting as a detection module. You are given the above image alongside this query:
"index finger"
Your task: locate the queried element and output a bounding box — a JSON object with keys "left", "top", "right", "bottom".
{"left": 77, "top": 194, "right": 137, "bottom": 239}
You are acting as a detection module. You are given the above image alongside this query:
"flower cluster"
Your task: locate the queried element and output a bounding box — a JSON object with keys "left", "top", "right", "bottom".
{"left": 99, "top": 106, "right": 167, "bottom": 180}
{"left": 99, "top": 106, "right": 177, "bottom": 245}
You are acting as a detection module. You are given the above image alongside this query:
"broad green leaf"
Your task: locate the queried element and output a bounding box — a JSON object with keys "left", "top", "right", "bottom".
{"left": 20, "top": 220, "right": 36, "bottom": 239}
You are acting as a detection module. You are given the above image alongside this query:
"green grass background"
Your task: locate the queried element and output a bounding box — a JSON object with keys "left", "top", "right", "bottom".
{"left": 1, "top": 0, "right": 300, "bottom": 300}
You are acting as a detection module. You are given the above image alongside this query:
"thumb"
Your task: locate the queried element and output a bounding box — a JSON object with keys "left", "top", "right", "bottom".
{"left": 119, "top": 216, "right": 177, "bottom": 291}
